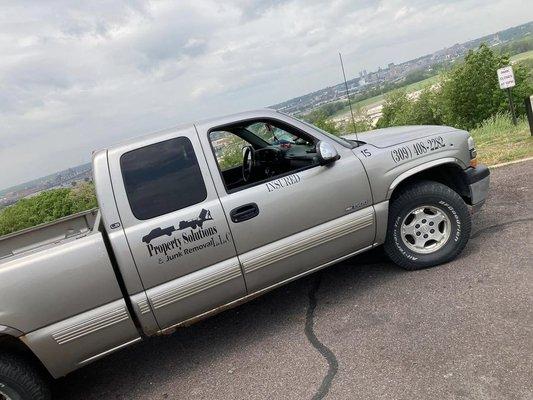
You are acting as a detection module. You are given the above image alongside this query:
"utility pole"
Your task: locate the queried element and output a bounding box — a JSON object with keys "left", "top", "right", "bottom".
{"left": 525, "top": 96, "right": 533, "bottom": 136}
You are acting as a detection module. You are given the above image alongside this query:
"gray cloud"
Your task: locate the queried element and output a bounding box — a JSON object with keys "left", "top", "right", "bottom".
{"left": 0, "top": 0, "right": 532, "bottom": 189}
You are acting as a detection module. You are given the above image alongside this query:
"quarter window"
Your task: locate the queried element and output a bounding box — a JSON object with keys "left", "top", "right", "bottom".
{"left": 121, "top": 137, "right": 207, "bottom": 220}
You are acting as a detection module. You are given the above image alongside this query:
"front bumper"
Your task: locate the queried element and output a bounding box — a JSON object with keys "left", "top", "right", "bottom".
{"left": 465, "top": 165, "right": 490, "bottom": 212}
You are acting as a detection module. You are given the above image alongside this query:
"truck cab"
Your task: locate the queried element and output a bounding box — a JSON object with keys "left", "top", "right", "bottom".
{"left": 94, "top": 109, "right": 375, "bottom": 333}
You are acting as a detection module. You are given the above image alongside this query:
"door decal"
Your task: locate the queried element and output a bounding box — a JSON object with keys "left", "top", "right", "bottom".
{"left": 142, "top": 209, "right": 213, "bottom": 244}
{"left": 265, "top": 173, "right": 301, "bottom": 193}
{"left": 141, "top": 209, "right": 232, "bottom": 263}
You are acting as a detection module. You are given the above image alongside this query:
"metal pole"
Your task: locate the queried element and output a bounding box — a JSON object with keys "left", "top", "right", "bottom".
{"left": 525, "top": 96, "right": 533, "bottom": 136}
{"left": 339, "top": 52, "right": 358, "bottom": 140}
{"left": 507, "top": 88, "right": 517, "bottom": 126}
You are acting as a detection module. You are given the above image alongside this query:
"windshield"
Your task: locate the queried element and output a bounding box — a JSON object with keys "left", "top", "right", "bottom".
{"left": 288, "top": 116, "right": 357, "bottom": 149}
{"left": 245, "top": 121, "right": 314, "bottom": 146}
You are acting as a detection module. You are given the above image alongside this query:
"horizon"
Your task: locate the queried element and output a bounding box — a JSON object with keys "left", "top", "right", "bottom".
{"left": 1, "top": 1, "right": 532, "bottom": 190}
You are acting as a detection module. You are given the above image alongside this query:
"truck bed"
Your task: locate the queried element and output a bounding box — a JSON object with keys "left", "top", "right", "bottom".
{"left": 0, "top": 208, "right": 99, "bottom": 261}
{"left": 0, "top": 207, "right": 141, "bottom": 377}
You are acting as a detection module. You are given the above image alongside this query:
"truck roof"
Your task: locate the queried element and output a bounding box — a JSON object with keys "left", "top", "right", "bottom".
{"left": 94, "top": 108, "right": 280, "bottom": 156}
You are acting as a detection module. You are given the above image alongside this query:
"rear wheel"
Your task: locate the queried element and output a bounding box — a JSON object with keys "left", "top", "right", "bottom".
{"left": 0, "top": 354, "right": 50, "bottom": 400}
{"left": 384, "top": 181, "right": 471, "bottom": 270}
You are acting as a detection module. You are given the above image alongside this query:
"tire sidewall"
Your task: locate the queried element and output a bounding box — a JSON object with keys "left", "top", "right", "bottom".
{"left": 390, "top": 193, "right": 466, "bottom": 267}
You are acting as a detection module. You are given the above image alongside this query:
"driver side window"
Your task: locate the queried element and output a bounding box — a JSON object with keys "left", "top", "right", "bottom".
{"left": 209, "top": 119, "right": 318, "bottom": 193}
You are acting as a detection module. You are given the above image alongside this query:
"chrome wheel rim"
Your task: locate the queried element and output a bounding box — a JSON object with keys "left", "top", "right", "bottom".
{"left": 400, "top": 205, "right": 451, "bottom": 254}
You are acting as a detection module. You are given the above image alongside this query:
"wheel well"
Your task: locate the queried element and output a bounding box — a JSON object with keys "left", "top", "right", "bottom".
{"left": 0, "top": 334, "right": 51, "bottom": 380}
{"left": 390, "top": 163, "right": 470, "bottom": 203}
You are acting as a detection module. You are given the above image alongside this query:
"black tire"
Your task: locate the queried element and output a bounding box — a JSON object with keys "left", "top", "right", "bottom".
{"left": 384, "top": 180, "right": 471, "bottom": 270}
{"left": 0, "top": 354, "right": 50, "bottom": 400}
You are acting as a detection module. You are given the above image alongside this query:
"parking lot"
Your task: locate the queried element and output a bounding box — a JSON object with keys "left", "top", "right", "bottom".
{"left": 55, "top": 160, "right": 532, "bottom": 400}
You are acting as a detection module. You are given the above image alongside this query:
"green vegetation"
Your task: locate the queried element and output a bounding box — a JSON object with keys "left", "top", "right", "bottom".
{"left": 377, "top": 87, "right": 443, "bottom": 128}
{"left": 441, "top": 45, "right": 531, "bottom": 129}
{"left": 498, "top": 36, "right": 533, "bottom": 58}
{"left": 304, "top": 101, "right": 347, "bottom": 122}
{"left": 511, "top": 50, "right": 533, "bottom": 63}
{"left": 218, "top": 135, "right": 247, "bottom": 171}
{"left": 305, "top": 44, "right": 533, "bottom": 167}
{"left": 330, "top": 75, "right": 441, "bottom": 121}
{"left": 515, "top": 56, "right": 533, "bottom": 87}
{"left": 332, "top": 45, "right": 532, "bottom": 122}
{"left": 304, "top": 106, "right": 372, "bottom": 136}
{"left": 470, "top": 114, "right": 533, "bottom": 165}
{"left": 0, "top": 182, "right": 97, "bottom": 236}
{"left": 377, "top": 44, "right": 533, "bottom": 130}
{"left": 299, "top": 71, "right": 442, "bottom": 127}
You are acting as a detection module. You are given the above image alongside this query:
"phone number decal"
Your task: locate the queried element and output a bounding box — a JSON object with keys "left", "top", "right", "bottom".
{"left": 390, "top": 136, "right": 446, "bottom": 163}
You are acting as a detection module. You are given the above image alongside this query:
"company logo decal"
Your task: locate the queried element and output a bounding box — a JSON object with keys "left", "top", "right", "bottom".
{"left": 142, "top": 209, "right": 231, "bottom": 264}
{"left": 142, "top": 209, "right": 213, "bottom": 244}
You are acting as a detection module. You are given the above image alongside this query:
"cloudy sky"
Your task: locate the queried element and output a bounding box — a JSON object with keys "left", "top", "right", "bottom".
{"left": 0, "top": 0, "right": 531, "bottom": 189}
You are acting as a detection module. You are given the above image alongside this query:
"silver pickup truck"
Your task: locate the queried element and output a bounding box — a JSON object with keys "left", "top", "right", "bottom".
{"left": 0, "top": 109, "right": 489, "bottom": 399}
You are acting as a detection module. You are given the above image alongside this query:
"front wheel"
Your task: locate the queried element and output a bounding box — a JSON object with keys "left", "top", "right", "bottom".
{"left": 0, "top": 354, "right": 50, "bottom": 400}
{"left": 384, "top": 181, "right": 471, "bottom": 270}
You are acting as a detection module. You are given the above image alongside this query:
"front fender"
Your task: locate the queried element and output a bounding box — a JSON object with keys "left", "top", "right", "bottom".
{"left": 387, "top": 157, "right": 466, "bottom": 199}
{"left": 354, "top": 128, "right": 471, "bottom": 203}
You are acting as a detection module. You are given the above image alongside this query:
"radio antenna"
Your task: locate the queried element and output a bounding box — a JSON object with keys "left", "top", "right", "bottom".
{"left": 339, "top": 52, "right": 359, "bottom": 141}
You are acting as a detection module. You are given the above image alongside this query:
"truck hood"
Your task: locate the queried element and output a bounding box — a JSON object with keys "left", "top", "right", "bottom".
{"left": 342, "top": 125, "right": 460, "bottom": 148}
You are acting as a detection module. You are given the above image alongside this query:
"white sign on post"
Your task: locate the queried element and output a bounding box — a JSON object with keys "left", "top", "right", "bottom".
{"left": 497, "top": 66, "right": 515, "bottom": 89}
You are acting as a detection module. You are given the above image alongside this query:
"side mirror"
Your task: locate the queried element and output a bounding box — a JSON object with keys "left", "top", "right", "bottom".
{"left": 316, "top": 141, "right": 340, "bottom": 165}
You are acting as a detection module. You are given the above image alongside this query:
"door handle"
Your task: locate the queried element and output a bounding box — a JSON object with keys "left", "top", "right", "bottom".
{"left": 230, "top": 203, "right": 259, "bottom": 223}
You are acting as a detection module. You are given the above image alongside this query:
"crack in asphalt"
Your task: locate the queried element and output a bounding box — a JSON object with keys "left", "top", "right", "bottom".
{"left": 305, "top": 275, "right": 338, "bottom": 400}
{"left": 470, "top": 217, "right": 533, "bottom": 239}
{"left": 300, "top": 217, "right": 533, "bottom": 400}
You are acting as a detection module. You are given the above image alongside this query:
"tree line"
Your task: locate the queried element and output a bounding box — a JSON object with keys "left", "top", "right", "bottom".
{"left": 376, "top": 44, "right": 532, "bottom": 130}
{"left": 0, "top": 182, "right": 97, "bottom": 236}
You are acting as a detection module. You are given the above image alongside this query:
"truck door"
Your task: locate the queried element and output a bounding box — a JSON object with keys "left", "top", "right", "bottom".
{"left": 107, "top": 127, "right": 246, "bottom": 330}
{"left": 196, "top": 112, "right": 375, "bottom": 293}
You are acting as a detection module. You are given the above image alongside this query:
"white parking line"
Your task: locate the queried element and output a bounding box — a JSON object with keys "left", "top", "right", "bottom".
{"left": 489, "top": 156, "right": 533, "bottom": 169}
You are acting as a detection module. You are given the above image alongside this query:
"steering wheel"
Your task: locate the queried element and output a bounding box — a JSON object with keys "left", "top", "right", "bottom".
{"left": 242, "top": 146, "right": 255, "bottom": 183}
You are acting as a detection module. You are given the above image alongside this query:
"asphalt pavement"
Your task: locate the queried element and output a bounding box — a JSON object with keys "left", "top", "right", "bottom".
{"left": 55, "top": 160, "right": 532, "bottom": 400}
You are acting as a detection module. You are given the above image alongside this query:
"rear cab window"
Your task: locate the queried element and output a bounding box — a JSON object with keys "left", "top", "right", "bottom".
{"left": 120, "top": 137, "right": 207, "bottom": 220}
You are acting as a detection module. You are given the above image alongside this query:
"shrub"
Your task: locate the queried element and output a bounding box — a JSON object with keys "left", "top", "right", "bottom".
{"left": 0, "top": 182, "right": 97, "bottom": 236}
{"left": 439, "top": 44, "right": 532, "bottom": 130}
{"left": 376, "top": 87, "right": 442, "bottom": 128}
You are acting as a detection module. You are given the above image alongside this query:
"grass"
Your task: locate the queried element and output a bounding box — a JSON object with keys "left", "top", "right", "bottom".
{"left": 471, "top": 113, "right": 533, "bottom": 165}
{"left": 510, "top": 50, "right": 533, "bottom": 63}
